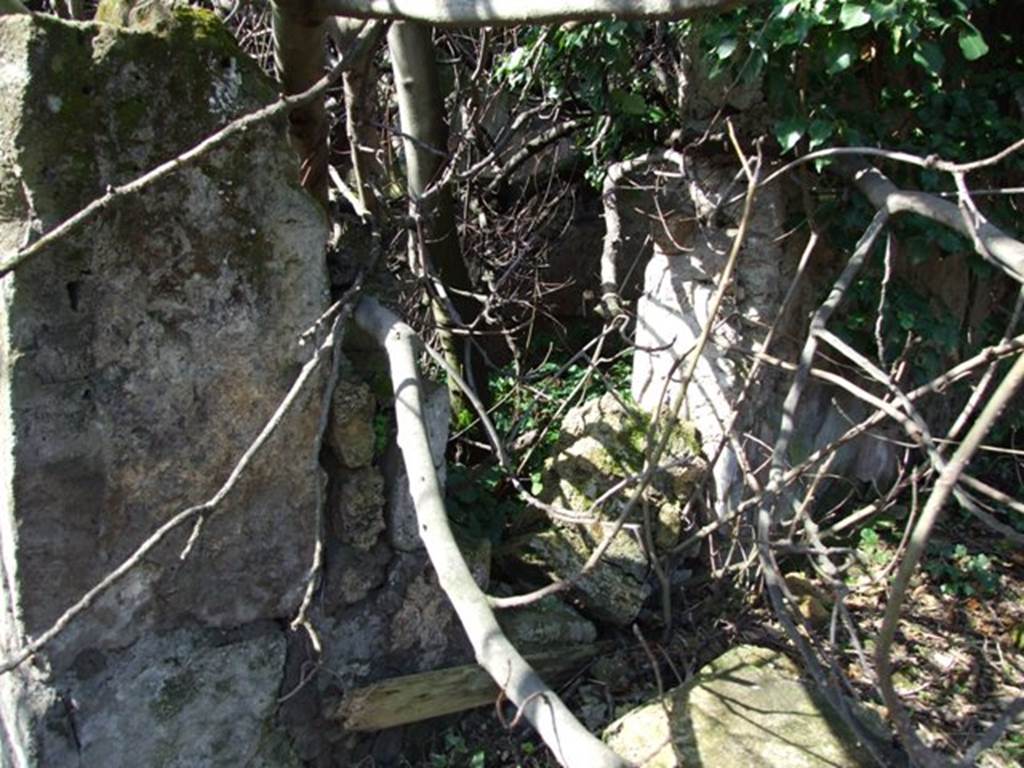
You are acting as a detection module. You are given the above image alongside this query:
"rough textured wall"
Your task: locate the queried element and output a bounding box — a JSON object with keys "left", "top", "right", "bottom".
{"left": 631, "top": 158, "right": 789, "bottom": 519}
{"left": 0, "top": 17, "right": 479, "bottom": 766}
{"left": 0, "top": 11, "right": 327, "bottom": 765}
{"left": 628, "top": 157, "right": 1001, "bottom": 517}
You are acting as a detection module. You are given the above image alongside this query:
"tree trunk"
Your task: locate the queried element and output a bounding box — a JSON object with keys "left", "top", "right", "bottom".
{"left": 273, "top": 0, "right": 329, "bottom": 207}
{"left": 328, "top": 17, "right": 381, "bottom": 218}
{"left": 388, "top": 21, "right": 486, "bottom": 405}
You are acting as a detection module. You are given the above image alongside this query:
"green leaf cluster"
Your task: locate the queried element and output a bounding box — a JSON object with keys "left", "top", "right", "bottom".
{"left": 857, "top": 525, "right": 892, "bottom": 566}
{"left": 494, "top": 21, "right": 673, "bottom": 180}
{"left": 492, "top": 2, "right": 1021, "bottom": 199}
{"left": 447, "top": 338, "right": 632, "bottom": 539}
{"left": 925, "top": 542, "right": 1001, "bottom": 597}
{"left": 445, "top": 463, "right": 517, "bottom": 545}
{"left": 692, "top": 0, "right": 1020, "bottom": 164}
{"left": 429, "top": 730, "right": 486, "bottom": 768}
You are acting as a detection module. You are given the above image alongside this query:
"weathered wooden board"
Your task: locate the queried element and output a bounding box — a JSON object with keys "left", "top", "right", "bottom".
{"left": 335, "top": 644, "right": 604, "bottom": 731}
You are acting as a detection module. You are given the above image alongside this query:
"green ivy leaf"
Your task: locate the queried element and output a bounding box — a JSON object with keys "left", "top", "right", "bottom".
{"left": 714, "top": 36, "right": 738, "bottom": 60}
{"left": 911, "top": 41, "right": 944, "bottom": 76}
{"left": 957, "top": 23, "right": 989, "bottom": 60}
{"left": 775, "top": 116, "right": 807, "bottom": 153}
{"left": 889, "top": 23, "right": 903, "bottom": 53}
{"left": 610, "top": 89, "right": 648, "bottom": 116}
{"left": 778, "top": 0, "right": 800, "bottom": 21}
{"left": 839, "top": 4, "right": 871, "bottom": 30}
{"left": 869, "top": 1, "right": 897, "bottom": 25}
{"left": 807, "top": 119, "right": 835, "bottom": 150}
{"left": 647, "top": 105, "right": 667, "bottom": 124}
{"left": 824, "top": 37, "right": 857, "bottom": 74}
{"left": 897, "top": 309, "right": 916, "bottom": 331}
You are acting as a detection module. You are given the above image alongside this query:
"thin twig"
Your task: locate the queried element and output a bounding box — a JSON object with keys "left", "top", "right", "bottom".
{"left": 875, "top": 351, "right": 1024, "bottom": 768}
{"left": 353, "top": 296, "right": 628, "bottom": 768}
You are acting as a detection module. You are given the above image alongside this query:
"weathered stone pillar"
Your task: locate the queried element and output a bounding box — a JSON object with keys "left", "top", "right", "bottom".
{"left": 631, "top": 159, "right": 788, "bottom": 519}
{"left": 0, "top": 11, "right": 327, "bottom": 764}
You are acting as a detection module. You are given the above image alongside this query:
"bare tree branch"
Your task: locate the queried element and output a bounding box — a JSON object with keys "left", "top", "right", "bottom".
{"left": 875, "top": 351, "right": 1024, "bottom": 768}
{"left": 486, "top": 118, "right": 584, "bottom": 193}
{"left": 755, "top": 208, "right": 895, "bottom": 766}
{"left": 352, "top": 295, "right": 629, "bottom": 768}
{"left": 839, "top": 159, "right": 1024, "bottom": 283}
{"left": 314, "top": 0, "right": 755, "bottom": 27}
{"left": 600, "top": 149, "right": 685, "bottom": 319}
{"left": 748, "top": 141, "right": 1024, "bottom": 281}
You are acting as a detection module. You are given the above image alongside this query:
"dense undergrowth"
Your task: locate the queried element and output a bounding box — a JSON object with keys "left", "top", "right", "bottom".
{"left": 212, "top": 0, "right": 1024, "bottom": 764}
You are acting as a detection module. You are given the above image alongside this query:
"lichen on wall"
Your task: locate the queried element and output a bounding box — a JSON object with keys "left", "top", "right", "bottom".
{"left": 507, "top": 393, "right": 706, "bottom": 626}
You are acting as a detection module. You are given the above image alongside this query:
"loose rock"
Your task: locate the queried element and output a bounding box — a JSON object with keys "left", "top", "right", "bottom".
{"left": 605, "top": 645, "right": 869, "bottom": 767}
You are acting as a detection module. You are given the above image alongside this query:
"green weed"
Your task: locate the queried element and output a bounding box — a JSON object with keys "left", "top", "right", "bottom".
{"left": 925, "top": 542, "right": 1001, "bottom": 597}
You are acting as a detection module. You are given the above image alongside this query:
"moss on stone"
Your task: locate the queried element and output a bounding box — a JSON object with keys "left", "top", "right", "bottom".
{"left": 542, "top": 392, "right": 706, "bottom": 548}
{"left": 169, "top": 5, "right": 234, "bottom": 47}
{"left": 149, "top": 668, "right": 199, "bottom": 721}
{"left": 516, "top": 525, "right": 651, "bottom": 626}
{"left": 506, "top": 393, "right": 708, "bottom": 624}
{"left": 498, "top": 596, "right": 597, "bottom": 651}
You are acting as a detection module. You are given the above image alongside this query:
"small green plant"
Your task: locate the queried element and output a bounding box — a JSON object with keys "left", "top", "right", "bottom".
{"left": 429, "top": 729, "right": 486, "bottom": 768}
{"left": 445, "top": 463, "right": 519, "bottom": 545}
{"left": 453, "top": 404, "right": 475, "bottom": 433}
{"left": 925, "top": 542, "right": 1001, "bottom": 597}
{"left": 857, "top": 526, "right": 892, "bottom": 567}
{"left": 372, "top": 411, "right": 392, "bottom": 456}
{"left": 449, "top": 343, "right": 633, "bottom": 539}
{"left": 490, "top": 354, "right": 633, "bottom": 462}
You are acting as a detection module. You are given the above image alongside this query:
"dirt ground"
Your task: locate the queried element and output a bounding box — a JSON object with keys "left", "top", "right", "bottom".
{"left": 396, "top": 508, "right": 1023, "bottom": 768}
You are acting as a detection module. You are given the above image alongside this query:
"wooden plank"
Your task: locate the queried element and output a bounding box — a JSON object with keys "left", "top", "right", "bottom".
{"left": 335, "top": 644, "right": 604, "bottom": 731}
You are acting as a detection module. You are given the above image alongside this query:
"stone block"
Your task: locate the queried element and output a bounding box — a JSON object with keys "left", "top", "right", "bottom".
{"left": 66, "top": 628, "right": 298, "bottom": 768}
{"left": 0, "top": 12, "right": 328, "bottom": 764}
{"left": 605, "top": 645, "right": 870, "bottom": 767}
{"left": 0, "top": 9, "right": 328, "bottom": 665}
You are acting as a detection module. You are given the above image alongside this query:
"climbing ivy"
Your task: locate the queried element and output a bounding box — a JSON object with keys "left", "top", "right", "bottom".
{"left": 491, "top": 0, "right": 1022, "bottom": 382}
{"left": 694, "top": 0, "right": 1021, "bottom": 164}
{"left": 494, "top": 1, "right": 1022, "bottom": 182}
{"left": 494, "top": 21, "right": 675, "bottom": 182}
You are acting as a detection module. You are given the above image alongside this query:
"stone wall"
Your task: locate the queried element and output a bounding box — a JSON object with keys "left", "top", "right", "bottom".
{"left": 0, "top": 11, "right": 472, "bottom": 767}
{"left": 627, "top": 156, "right": 1010, "bottom": 519}
{"left": 0, "top": 10, "right": 329, "bottom": 765}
